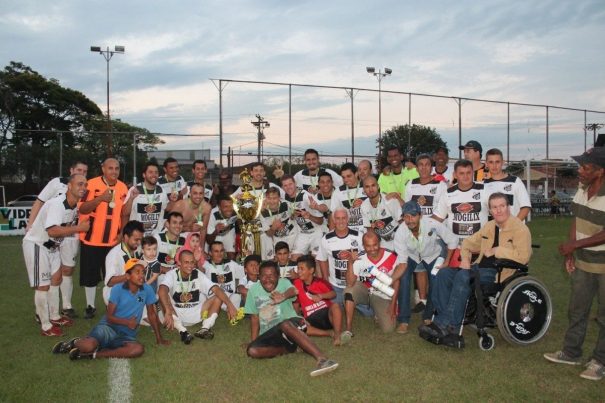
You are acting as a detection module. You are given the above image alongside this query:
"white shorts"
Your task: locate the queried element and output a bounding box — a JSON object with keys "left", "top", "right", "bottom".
{"left": 261, "top": 232, "right": 297, "bottom": 260}
{"left": 60, "top": 237, "right": 80, "bottom": 267}
{"left": 221, "top": 293, "right": 241, "bottom": 310}
{"left": 23, "top": 240, "right": 61, "bottom": 288}
{"left": 216, "top": 232, "right": 236, "bottom": 253}
{"left": 174, "top": 297, "right": 213, "bottom": 327}
{"left": 292, "top": 231, "right": 323, "bottom": 255}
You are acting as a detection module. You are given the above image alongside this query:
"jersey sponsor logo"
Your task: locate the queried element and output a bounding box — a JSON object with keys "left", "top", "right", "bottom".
{"left": 456, "top": 203, "right": 474, "bottom": 214}
{"left": 429, "top": 187, "right": 437, "bottom": 195}
{"left": 504, "top": 184, "right": 512, "bottom": 192}
{"left": 472, "top": 192, "right": 481, "bottom": 200}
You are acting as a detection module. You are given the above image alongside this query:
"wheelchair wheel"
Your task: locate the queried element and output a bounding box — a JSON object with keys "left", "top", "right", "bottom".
{"left": 479, "top": 334, "right": 495, "bottom": 351}
{"left": 496, "top": 275, "right": 552, "bottom": 345}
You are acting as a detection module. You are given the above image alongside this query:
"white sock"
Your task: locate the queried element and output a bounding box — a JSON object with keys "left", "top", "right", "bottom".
{"left": 172, "top": 314, "right": 187, "bottom": 333}
{"left": 60, "top": 276, "right": 73, "bottom": 309}
{"left": 201, "top": 312, "right": 218, "bottom": 329}
{"left": 414, "top": 289, "right": 420, "bottom": 305}
{"left": 85, "top": 286, "right": 96, "bottom": 308}
{"left": 35, "top": 290, "right": 52, "bottom": 331}
{"left": 420, "top": 298, "right": 427, "bottom": 304}
{"left": 48, "top": 286, "right": 61, "bottom": 321}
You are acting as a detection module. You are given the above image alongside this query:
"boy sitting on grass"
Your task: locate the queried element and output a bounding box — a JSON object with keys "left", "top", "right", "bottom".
{"left": 52, "top": 259, "right": 169, "bottom": 360}
{"left": 245, "top": 260, "right": 339, "bottom": 377}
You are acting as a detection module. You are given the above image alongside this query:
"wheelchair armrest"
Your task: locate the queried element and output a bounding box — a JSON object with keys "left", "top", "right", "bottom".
{"left": 493, "top": 259, "right": 528, "bottom": 273}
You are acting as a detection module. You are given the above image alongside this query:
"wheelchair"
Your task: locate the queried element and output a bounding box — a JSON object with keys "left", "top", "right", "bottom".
{"left": 459, "top": 258, "right": 553, "bottom": 351}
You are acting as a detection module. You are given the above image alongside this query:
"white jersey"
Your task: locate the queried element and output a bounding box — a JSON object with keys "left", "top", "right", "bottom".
{"left": 285, "top": 190, "right": 323, "bottom": 235}
{"left": 310, "top": 192, "right": 333, "bottom": 233}
{"left": 404, "top": 178, "right": 448, "bottom": 216}
{"left": 239, "top": 276, "right": 258, "bottom": 290}
{"left": 393, "top": 216, "right": 458, "bottom": 264}
{"left": 158, "top": 175, "right": 187, "bottom": 196}
{"left": 37, "top": 177, "right": 78, "bottom": 239}
{"left": 202, "top": 259, "right": 242, "bottom": 295}
{"left": 352, "top": 249, "right": 398, "bottom": 300}
{"left": 154, "top": 232, "right": 187, "bottom": 269}
{"left": 24, "top": 195, "right": 78, "bottom": 247}
{"left": 260, "top": 202, "right": 297, "bottom": 239}
{"left": 294, "top": 168, "right": 343, "bottom": 192}
{"left": 207, "top": 207, "right": 237, "bottom": 248}
{"left": 232, "top": 182, "right": 284, "bottom": 199}
{"left": 185, "top": 181, "right": 214, "bottom": 203}
{"left": 360, "top": 195, "right": 401, "bottom": 247}
{"left": 126, "top": 183, "right": 170, "bottom": 236}
{"left": 103, "top": 243, "right": 141, "bottom": 303}
{"left": 433, "top": 183, "right": 489, "bottom": 244}
{"left": 431, "top": 163, "right": 456, "bottom": 186}
{"left": 277, "top": 261, "right": 298, "bottom": 278}
{"left": 161, "top": 268, "right": 217, "bottom": 325}
{"left": 483, "top": 175, "right": 531, "bottom": 218}
{"left": 330, "top": 184, "right": 368, "bottom": 232}
{"left": 316, "top": 229, "right": 364, "bottom": 289}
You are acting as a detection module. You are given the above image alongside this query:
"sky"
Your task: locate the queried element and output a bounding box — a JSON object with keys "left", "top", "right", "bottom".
{"left": 2, "top": 0, "right": 605, "bottom": 165}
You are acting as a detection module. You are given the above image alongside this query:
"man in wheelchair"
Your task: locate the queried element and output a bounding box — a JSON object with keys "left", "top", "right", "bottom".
{"left": 419, "top": 192, "right": 532, "bottom": 348}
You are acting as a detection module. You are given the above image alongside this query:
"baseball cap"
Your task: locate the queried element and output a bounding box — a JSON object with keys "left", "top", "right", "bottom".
{"left": 124, "top": 258, "right": 143, "bottom": 273}
{"left": 435, "top": 145, "right": 449, "bottom": 154}
{"left": 402, "top": 201, "right": 422, "bottom": 216}
{"left": 458, "top": 140, "right": 482, "bottom": 153}
{"left": 571, "top": 147, "right": 605, "bottom": 169}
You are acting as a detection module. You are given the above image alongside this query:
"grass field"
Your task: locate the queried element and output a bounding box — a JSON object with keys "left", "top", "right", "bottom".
{"left": 0, "top": 217, "right": 603, "bottom": 402}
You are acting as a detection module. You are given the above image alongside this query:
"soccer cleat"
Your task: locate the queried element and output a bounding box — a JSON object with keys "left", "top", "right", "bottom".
{"left": 310, "top": 359, "right": 339, "bottom": 377}
{"left": 580, "top": 359, "right": 605, "bottom": 381}
{"left": 52, "top": 338, "right": 79, "bottom": 354}
{"left": 50, "top": 316, "right": 74, "bottom": 327}
{"left": 412, "top": 301, "right": 426, "bottom": 314}
{"left": 61, "top": 308, "right": 78, "bottom": 319}
{"left": 194, "top": 327, "right": 214, "bottom": 340}
{"left": 84, "top": 305, "right": 96, "bottom": 320}
{"left": 544, "top": 351, "right": 582, "bottom": 366}
{"left": 180, "top": 331, "right": 194, "bottom": 345}
{"left": 229, "top": 308, "right": 246, "bottom": 326}
{"left": 41, "top": 325, "right": 63, "bottom": 337}
{"left": 69, "top": 348, "right": 94, "bottom": 361}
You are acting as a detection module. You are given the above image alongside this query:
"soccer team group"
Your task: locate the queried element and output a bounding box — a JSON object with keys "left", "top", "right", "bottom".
{"left": 22, "top": 141, "right": 605, "bottom": 379}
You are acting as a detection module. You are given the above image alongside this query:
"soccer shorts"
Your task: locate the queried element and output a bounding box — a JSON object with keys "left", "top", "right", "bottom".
{"left": 306, "top": 308, "right": 332, "bottom": 330}
{"left": 292, "top": 231, "right": 323, "bottom": 255}
{"left": 23, "top": 240, "right": 61, "bottom": 288}
{"left": 216, "top": 232, "right": 236, "bottom": 253}
{"left": 79, "top": 244, "right": 113, "bottom": 287}
{"left": 60, "top": 237, "right": 80, "bottom": 267}
{"left": 261, "top": 232, "right": 296, "bottom": 261}
{"left": 248, "top": 317, "right": 307, "bottom": 353}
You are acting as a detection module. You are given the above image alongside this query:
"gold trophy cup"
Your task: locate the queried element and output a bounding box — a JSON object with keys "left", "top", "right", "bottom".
{"left": 231, "top": 169, "right": 264, "bottom": 258}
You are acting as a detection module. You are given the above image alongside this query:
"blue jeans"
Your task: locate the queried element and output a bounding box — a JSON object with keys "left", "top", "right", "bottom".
{"left": 89, "top": 323, "right": 136, "bottom": 350}
{"left": 397, "top": 257, "right": 438, "bottom": 324}
{"left": 432, "top": 266, "right": 497, "bottom": 331}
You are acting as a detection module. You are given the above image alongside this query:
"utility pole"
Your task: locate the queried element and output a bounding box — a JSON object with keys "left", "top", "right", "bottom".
{"left": 586, "top": 123, "right": 604, "bottom": 146}
{"left": 251, "top": 114, "right": 270, "bottom": 163}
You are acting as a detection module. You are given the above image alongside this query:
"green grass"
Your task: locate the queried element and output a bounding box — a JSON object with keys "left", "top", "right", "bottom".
{"left": 0, "top": 217, "right": 603, "bottom": 402}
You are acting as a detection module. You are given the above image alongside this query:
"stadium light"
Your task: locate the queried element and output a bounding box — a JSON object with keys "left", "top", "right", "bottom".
{"left": 367, "top": 67, "right": 392, "bottom": 157}
{"left": 90, "top": 45, "right": 126, "bottom": 156}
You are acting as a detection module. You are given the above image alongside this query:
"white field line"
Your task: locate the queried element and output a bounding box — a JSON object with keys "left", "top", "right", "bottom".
{"left": 108, "top": 358, "right": 132, "bottom": 403}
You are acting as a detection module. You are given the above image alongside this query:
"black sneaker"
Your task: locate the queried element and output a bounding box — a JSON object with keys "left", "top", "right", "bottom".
{"left": 412, "top": 301, "right": 426, "bottom": 313}
{"left": 442, "top": 333, "right": 465, "bottom": 349}
{"left": 419, "top": 322, "right": 447, "bottom": 338}
{"left": 69, "top": 348, "right": 94, "bottom": 361}
{"left": 52, "top": 338, "right": 79, "bottom": 354}
{"left": 194, "top": 327, "right": 214, "bottom": 340}
{"left": 84, "top": 306, "right": 96, "bottom": 320}
{"left": 180, "top": 331, "right": 194, "bottom": 345}
{"left": 61, "top": 308, "right": 78, "bottom": 319}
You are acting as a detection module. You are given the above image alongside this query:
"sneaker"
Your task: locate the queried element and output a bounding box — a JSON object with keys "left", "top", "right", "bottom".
{"left": 412, "top": 301, "right": 426, "bottom": 314}
{"left": 229, "top": 308, "right": 246, "bottom": 326}
{"left": 52, "top": 338, "right": 79, "bottom": 354}
{"left": 580, "top": 359, "right": 605, "bottom": 381}
{"left": 61, "top": 308, "right": 78, "bottom": 319}
{"left": 396, "top": 323, "right": 409, "bottom": 334}
{"left": 180, "top": 331, "right": 194, "bottom": 345}
{"left": 340, "top": 330, "right": 353, "bottom": 345}
{"left": 442, "top": 333, "right": 465, "bottom": 349}
{"left": 419, "top": 323, "right": 447, "bottom": 339}
{"left": 84, "top": 306, "right": 96, "bottom": 320}
{"left": 41, "top": 325, "right": 63, "bottom": 337}
{"left": 310, "top": 359, "right": 339, "bottom": 377}
{"left": 50, "top": 316, "right": 74, "bottom": 327}
{"left": 544, "top": 351, "right": 582, "bottom": 366}
{"left": 194, "top": 327, "right": 214, "bottom": 340}
{"left": 69, "top": 348, "right": 94, "bottom": 361}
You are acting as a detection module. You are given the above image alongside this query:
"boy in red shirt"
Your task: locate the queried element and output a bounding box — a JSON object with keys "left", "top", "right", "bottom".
{"left": 293, "top": 255, "right": 348, "bottom": 346}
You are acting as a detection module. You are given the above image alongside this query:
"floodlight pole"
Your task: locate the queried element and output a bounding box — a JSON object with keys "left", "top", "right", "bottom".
{"left": 251, "top": 114, "right": 270, "bottom": 163}
{"left": 367, "top": 67, "right": 392, "bottom": 158}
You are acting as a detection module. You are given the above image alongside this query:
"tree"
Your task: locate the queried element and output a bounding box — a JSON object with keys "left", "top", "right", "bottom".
{"left": 376, "top": 124, "right": 447, "bottom": 169}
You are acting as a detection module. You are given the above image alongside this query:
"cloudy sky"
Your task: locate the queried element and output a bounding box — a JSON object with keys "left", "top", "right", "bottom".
{"left": 2, "top": 0, "right": 604, "bottom": 164}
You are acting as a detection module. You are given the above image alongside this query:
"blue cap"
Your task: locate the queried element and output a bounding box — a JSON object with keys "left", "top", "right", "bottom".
{"left": 402, "top": 201, "right": 422, "bottom": 216}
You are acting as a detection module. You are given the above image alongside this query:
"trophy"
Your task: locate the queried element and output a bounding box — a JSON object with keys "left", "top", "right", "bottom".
{"left": 231, "top": 169, "right": 264, "bottom": 258}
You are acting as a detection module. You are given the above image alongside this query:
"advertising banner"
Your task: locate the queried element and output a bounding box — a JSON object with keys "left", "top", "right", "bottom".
{"left": 0, "top": 207, "right": 30, "bottom": 235}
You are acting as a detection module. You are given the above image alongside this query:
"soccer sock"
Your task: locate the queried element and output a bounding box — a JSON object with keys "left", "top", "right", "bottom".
{"left": 420, "top": 299, "right": 427, "bottom": 304}
{"left": 201, "top": 313, "right": 218, "bottom": 329}
{"left": 172, "top": 315, "right": 187, "bottom": 333}
{"left": 60, "top": 276, "right": 73, "bottom": 309}
{"left": 414, "top": 289, "right": 420, "bottom": 305}
{"left": 85, "top": 286, "right": 96, "bottom": 308}
{"left": 48, "top": 286, "right": 61, "bottom": 321}
{"left": 35, "top": 290, "right": 52, "bottom": 331}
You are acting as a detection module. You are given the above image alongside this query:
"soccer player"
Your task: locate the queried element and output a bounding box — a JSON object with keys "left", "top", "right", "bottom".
{"left": 237, "top": 254, "right": 261, "bottom": 305}
{"left": 159, "top": 249, "right": 238, "bottom": 343}
{"left": 202, "top": 241, "right": 243, "bottom": 310}
{"left": 293, "top": 255, "right": 346, "bottom": 346}
{"left": 166, "top": 183, "right": 211, "bottom": 244}
{"left": 26, "top": 161, "right": 88, "bottom": 318}
{"left": 432, "top": 146, "right": 455, "bottom": 185}
{"left": 378, "top": 146, "right": 415, "bottom": 203}
{"left": 483, "top": 148, "right": 531, "bottom": 221}
{"left": 102, "top": 221, "right": 144, "bottom": 305}
{"left": 79, "top": 158, "right": 129, "bottom": 319}
{"left": 52, "top": 259, "right": 169, "bottom": 359}
{"left": 158, "top": 157, "right": 187, "bottom": 200}
{"left": 344, "top": 231, "right": 405, "bottom": 334}
{"left": 260, "top": 187, "right": 296, "bottom": 260}
{"left": 186, "top": 159, "right": 214, "bottom": 203}
{"left": 154, "top": 212, "right": 187, "bottom": 273}
{"left": 281, "top": 174, "right": 324, "bottom": 259}
{"left": 232, "top": 162, "right": 284, "bottom": 199}
{"left": 457, "top": 140, "right": 489, "bottom": 183}
{"left": 316, "top": 208, "right": 364, "bottom": 304}
{"left": 293, "top": 148, "right": 343, "bottom": 194}
{"left": 331, "top": 162, "right": 367, "bottom": 233}
{"left": 274, "top": 241, "right": 298, "bottom": 279}
{"left": 122, "top": 161, "right": 174, "bottom": 236}
{"left": 24, "top": 174, "right": 90, "bottom": 336}
{"left": 245, "top": 261, "right": 339, "bottom": 377}
{"left": 206, "top": 195, "right": 238, "bottom": 260}
{"left": 405, "top": 154, "right": 447, "bottom": 216}
{"left": 308, "top": 171, "right": 335, "bottom": 233}
{"left": 360, "top": 176, "right": 401, "bottom": 250}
